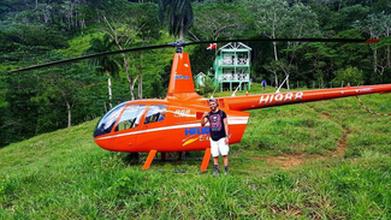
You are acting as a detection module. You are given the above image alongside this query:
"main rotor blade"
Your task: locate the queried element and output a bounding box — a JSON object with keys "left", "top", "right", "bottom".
{"left": 184, "top": 37, "right": 379, "bottom": 46}
{"left": 7, "top": 37, "right": 378, "bottom": 73}
{"left": 8, "top": 44, "right": 173, "bottom": 73}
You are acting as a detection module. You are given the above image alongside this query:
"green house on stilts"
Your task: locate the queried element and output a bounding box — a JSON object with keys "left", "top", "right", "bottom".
{"left": 213, "top": 42, "right": 252, "bottom": 91}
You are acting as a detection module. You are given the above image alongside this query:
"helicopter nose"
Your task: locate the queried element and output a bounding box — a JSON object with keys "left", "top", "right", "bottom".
{"left": 94, "top": 136, "right": 115, "bottom": 151}
{"left": 94, "top": 136, "right": 134, "bottom": 152}
{"left": 94, "top": 136, "right": 106, "bottom": 148}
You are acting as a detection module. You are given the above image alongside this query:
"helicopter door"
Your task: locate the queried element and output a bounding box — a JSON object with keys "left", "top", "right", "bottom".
{"left": 113, "top": 105, "right": 146, "bottom": 149}
{"left": 136, "top": 105, "right": 167, "bottom": 147}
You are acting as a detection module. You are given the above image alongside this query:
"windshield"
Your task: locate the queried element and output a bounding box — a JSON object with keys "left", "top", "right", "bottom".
{"left": 93, "top": 102, "right": 126, "bottom": 137}
{"left": 144, "top": 105, "right": 166, "bottom": 124}
{"left": 115, "top": 105, "right": 146, "bottom": 131}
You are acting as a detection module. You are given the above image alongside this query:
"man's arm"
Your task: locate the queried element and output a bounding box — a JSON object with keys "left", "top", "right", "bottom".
{"left": 223, "top": 117, "right": 229, "bottom": 144}
{"left": 223, "top": 117, "right": 229, "bottom": 137}
{"left": 201, "top": 112, "right": 208, "bottom": 127}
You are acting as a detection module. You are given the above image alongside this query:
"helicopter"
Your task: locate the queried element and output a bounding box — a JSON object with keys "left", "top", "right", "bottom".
{"left": 9, "top": 38, "right": 391, "bottom": 172}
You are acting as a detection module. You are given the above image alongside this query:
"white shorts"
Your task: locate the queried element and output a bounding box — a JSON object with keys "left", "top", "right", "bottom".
{"left": 210, "top": 138, "right": 229, "bottom": 157}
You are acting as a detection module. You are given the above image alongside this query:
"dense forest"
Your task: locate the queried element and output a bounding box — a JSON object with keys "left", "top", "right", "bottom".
{"left": 0, "top": 0, "right": 390, "bottom": 147}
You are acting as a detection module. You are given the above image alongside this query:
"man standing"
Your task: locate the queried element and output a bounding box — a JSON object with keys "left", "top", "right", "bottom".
{"left": 201, "top": 98, "right": 230, "bottom": 176}
{"left": 261, "top": 79, "right": 267, "bottom": 90}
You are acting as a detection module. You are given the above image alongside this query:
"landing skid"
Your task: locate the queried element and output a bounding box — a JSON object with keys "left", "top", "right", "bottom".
{"left": 142, "top": 150, "right": 157, "bottom": 170}
{"left": 200, "top": 148, "right": 211, "bottom": 173}
{"left": 141, "top": 148, "right": 211, "bottom": 172}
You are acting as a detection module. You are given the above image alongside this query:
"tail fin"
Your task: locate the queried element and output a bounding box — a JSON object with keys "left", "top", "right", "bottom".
{"left": 167, "top": 52, "right": 197, "bottom": 97}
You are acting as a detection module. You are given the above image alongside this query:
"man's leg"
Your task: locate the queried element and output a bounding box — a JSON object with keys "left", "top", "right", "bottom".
{"left": 223, "top": 155, "right": 228, "bottom": 167}
{"left": 211, "top": 140, "right": 220, "bottom": 176}
{"left": 223, "top": 155, "right": 229, "bottom": 174}
{"left": 213, "top": 157, "right": 220, "bottom": 176}
{"left": 213, "top": 157, "right": 219, "bottom": 166}
{"left": 220, "top": 138, "right": 229, "bottom": 174}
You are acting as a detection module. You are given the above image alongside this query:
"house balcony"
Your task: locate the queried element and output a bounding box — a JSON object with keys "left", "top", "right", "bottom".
{"left": 216, "top": 58, "right": 250, "bottom": 67}
{"left": 217, "top": 74, "right": 250, "bottom": 82}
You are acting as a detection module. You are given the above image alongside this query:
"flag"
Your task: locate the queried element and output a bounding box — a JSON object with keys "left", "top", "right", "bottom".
{"left": 206, "top": 43, "right": 217, "bottom": 50}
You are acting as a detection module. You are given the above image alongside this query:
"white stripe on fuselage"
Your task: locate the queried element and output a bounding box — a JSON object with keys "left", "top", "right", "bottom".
{"left": 95, "top": 116, "right": 249, "bottom": 141}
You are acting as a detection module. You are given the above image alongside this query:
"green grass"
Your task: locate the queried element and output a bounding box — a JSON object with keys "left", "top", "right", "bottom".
{"left": 0, "top": 91, "right": 390, "bottom": 219}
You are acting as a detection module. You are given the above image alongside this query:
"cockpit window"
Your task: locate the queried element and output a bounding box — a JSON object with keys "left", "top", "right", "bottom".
{"left": 115, "top": 105, "right": 145, "bottom": 131}
{"left": 94, "top": 102, "right": 126, "bottom": 137}
{"left": 144, "top": 105, "right": 166, "bottom": 124}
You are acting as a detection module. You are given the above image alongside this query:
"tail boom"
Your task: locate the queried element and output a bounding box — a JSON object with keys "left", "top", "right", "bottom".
{"left": 224, "top": 84, "right": 391, "bottom": 111}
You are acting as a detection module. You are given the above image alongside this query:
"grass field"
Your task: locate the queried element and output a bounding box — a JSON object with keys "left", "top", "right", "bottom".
{"left": 0, "top": 88, "right": 390, "bottom": 219}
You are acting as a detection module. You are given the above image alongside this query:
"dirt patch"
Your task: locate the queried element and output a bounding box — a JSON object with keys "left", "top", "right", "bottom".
{"left": 269, "top": 204, "right": 303, "bottom": 217}
{"left": 334, "top": 128, "right": 351, "bottom": 157}
{"left": 320, "top": 111, "right": 332, "bottom": 119}
{"left": 265, "top": 154, "right": 307, "bottom": 169}
{"left": 263, "top": 153, "right": 326, "bottom": 169}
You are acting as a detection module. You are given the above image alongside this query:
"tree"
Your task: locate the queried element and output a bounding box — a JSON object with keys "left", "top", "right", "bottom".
{"left": 1, "top": 73, "right": 41, "bottom": 146}
{"left": 191, "top": 2, "right": 248, "bottom": 40}
{"left": 332, "top": 66, "right": 364, "bottom": 86}
{"left": 159, "top": 0, "right": 193, "bottom": 40}
{"left": 357, "top": 12, "right": 391, "bottom": 81}
{"left": 87, "top": 35, "right": 120, "bottom": 109}
{"left": 100, "top": 3, "right": 161, "bottom": 100}
{"left": 102, "top": 16, "right": 142, "bottom": 100}
{"left": 246, "top": 0, "right": 295, "bottom": 88}
{"left": 333, "top": 4, "right": 370, "bottom": 32}
{"left": 287, "top": 3, "right": 320, "bottom": 39}
{"left": 248, "top": 0, "right": 289, "bottom": 62}
{"left": 35, "top": 72, "right": 82, "bottom": 128}
{"left": 245, "top": 0, "right": 322, "bottom": 89}
{"left": 299, "top": 42, "right": 337, "bottom": 85}
{"left": 284, "top": 2, "right": 320, "bottom": 88}
{"left": 0, "top": 74, "right": 9, "bottom": 147}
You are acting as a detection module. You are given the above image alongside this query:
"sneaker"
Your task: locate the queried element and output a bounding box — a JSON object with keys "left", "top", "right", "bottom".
{"left": 213, "top": 165, "right": 220, "bottom": 176}
{"left": 224, "top": 166, "right": 229, "bottom": 175}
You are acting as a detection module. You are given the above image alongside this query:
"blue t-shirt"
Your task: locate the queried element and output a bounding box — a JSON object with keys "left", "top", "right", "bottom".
{"left": 207, "top": 110, "right": 227, "bottom": 141}
{"left": 261, "top": 80, "right": 267, "bottom": 87}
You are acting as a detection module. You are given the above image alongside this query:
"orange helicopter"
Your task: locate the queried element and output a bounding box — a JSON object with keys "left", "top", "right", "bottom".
{"left": 9, "top": 38, "right": 391, "bottom": 172}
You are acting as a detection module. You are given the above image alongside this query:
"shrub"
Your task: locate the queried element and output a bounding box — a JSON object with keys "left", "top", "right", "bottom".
{"left": 333, "top": 67, "right": 364, "bottom": 86}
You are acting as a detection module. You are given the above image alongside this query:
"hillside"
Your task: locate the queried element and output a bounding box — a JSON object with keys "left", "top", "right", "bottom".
{"left": 0, "top": 93, "right": 390, "bottom": 219}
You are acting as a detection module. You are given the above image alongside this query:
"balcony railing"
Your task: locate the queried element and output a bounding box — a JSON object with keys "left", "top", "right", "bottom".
{"left": 219, "top": 58, "right": 250, "bottom": 66}
{"left": 218, "top": 74, "right": 250, "bottom": 81}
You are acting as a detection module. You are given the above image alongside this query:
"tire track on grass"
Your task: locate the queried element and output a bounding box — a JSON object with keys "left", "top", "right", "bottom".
{"left": 260, "top": 105, "right": 350, "bottom": 169}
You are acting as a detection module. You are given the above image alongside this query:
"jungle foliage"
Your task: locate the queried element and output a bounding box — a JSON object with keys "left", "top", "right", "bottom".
{"left": 0, "top": 0, "right": 390, "bottom": 146}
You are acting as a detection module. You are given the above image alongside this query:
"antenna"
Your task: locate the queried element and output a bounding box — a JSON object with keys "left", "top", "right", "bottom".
{"left": 210, "top": 82, "right": 220, "bottom": 99}
{"left": 231, "top": 69, "right": 245, "bottom": 96}
{"left": 276, "top": 74, "right": 290, "bottom": 93}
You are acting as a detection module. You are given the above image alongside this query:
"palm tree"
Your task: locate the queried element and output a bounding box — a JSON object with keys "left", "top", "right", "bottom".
{"left": 159, "top": 0, "right": 193, "bottom": 40}
{"left": 87, "top": 35, "right": 120, "bottom": 109}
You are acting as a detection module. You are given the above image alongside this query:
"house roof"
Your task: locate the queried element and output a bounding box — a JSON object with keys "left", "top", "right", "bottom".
{"left": 218, "top": 42, "right": 252, "bottom": 51}
{"left": 195, "top": 72, "right": 206, "bottom": 78}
